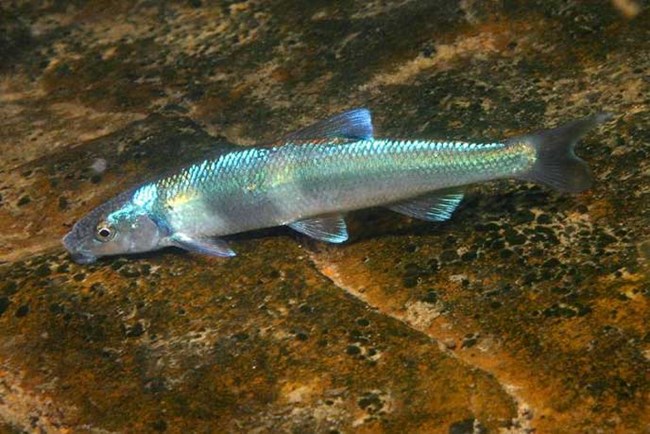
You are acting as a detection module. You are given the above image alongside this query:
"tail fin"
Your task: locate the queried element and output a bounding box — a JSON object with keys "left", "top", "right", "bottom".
{"left": 513, "top": 113, "right": 612, "bottom": 193}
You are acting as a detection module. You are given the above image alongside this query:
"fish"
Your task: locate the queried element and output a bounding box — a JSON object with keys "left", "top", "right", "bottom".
{"left": 62, "top": 108, "right": 611, "bottom": 264}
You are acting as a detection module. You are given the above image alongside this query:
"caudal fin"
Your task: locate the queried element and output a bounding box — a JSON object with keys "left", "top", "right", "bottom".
{"left": 513, "top": 113, "right": 612, "bottom": 193}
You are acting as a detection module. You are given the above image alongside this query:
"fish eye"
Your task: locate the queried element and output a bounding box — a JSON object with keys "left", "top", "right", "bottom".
{"left": 95, "top": 223, "right": 115, "bottom": 242}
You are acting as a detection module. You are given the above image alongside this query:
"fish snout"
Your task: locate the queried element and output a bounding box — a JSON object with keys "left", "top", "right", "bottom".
{"left": 62, "top": 232, "right": 97, "bottom": 264}
{"left": 62, "top": 231, "right": 75, "bottom": 252}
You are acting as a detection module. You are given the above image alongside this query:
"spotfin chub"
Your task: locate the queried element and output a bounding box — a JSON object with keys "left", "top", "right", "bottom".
{"left": 62, "top": 108, "right": 612, "bottom": 263}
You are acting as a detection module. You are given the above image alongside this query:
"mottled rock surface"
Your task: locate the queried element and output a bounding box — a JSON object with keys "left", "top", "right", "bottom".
{"left": 0, "top": 1, "right": 648, "bottom": 432}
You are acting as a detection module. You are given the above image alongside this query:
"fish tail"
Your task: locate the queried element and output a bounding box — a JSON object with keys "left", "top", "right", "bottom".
{"left": 513, "top": 113, "right": 612, "bottom": 193}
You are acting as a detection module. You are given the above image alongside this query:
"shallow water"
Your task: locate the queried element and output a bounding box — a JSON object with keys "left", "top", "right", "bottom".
{"left": 0, "top": 1, "right": 648, "bottom": 432}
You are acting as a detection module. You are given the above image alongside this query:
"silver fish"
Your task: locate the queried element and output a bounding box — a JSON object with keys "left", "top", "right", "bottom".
{"left": 62, "top": 109, "right": 611, "bottom": 264}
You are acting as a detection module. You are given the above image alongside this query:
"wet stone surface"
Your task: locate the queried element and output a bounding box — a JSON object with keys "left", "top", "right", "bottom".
{"left": 0, "top": 1, "right": 648, "bottom": 432}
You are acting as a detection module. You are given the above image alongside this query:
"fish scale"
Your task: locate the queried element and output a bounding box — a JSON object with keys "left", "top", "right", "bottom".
{"left": 146, "top": 139, "right": 526, "bottom": 237}
{"left": 62, "top": 108, "right": 611, "bottom": 263}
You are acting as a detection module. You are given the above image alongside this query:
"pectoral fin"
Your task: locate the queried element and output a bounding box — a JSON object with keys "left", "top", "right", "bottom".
{"left": 288, "top": 215, "right": 348, "bottom": 243}
{"left": 388, "top": 189, "right": 465, "bottom": 222}
{"left": 171, "top": 233, "right": 236, "bottom": 257}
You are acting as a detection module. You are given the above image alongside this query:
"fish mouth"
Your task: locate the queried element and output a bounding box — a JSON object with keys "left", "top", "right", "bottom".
{"left": 62, "top": 233, "right": 97, "bottom": 264}
{"left": 69, "top": 252, "right": 97, "bottom": 264}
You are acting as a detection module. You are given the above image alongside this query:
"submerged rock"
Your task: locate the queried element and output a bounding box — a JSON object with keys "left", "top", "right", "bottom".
{"left": 0, "top": 1, "right": 648, "bottom": 432}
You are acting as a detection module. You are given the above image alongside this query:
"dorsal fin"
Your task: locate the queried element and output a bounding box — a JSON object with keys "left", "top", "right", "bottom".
{"left": 283, "top": 108, "right": 373, "bottom": 142}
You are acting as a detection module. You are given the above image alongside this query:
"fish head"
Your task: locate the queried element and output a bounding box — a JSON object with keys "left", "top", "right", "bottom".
{"left": 63, "top": 193, "right": 167, "bottom": 264}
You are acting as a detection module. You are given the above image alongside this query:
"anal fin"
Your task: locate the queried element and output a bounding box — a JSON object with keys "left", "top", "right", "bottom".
{"left": 288, "top": 214, "right": 348, "bottom": 243}
{"left": 171, "top": 233, "right": 236, "bottom": 257}
{"left": 388, "top": 188, "right": 464, "bottom": 222}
